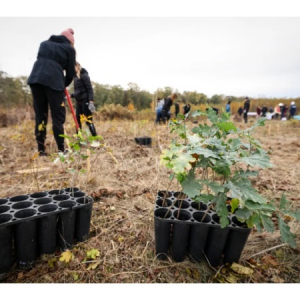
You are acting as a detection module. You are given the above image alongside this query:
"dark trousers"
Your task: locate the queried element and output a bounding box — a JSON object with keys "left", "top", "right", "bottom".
{"left": 30, "top": 84, "right": 66, "bottom": 152}
{"left": 161, "top": 110, "right": 170, "bottom": 124}
{"left": 243, "top": 112, "right": 248, "bottom": 123}
{"left": 76, "top": 101, "right": 97, "bottom": 136}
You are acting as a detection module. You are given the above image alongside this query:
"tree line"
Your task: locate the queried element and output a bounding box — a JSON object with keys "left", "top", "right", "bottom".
{"left": 1, "top": 70, "right": 299, "bottom": 110}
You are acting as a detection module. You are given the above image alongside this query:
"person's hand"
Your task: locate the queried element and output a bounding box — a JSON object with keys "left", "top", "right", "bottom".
{"left": 88, "top": 101, "right": 96, "bottom": 113}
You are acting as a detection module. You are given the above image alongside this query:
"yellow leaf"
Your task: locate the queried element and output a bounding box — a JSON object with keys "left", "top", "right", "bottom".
{"left": 185, "top": 268, "right": 191, "bottom": 275}
{"left": 31, "top": 152, "right": 39, "bottom": 160}
{"left": 226, "top": 274, "right": 238, "bottom": 283}
{"left": 231, "top": 263, "right": 253, "bottom": 275}
{"left": 38, "top": 121, "right": 45, "bottom": 131}
{"left": 59, "top": 250, "right": 74, "bottom": 263}
{"left": 87, "top": 262, "right": 100, "bottom": 270}
{"left": 61, "top": 102, "right": 65, "bottom": 107}
{"left": 118, "top": 237, "right": 124, "bottom": 243}
{"left": 86, "top": 249, "right": 100, "bottom": 260}
{"left": 72, "top": 273, "right": 79, "bottom": 281}
{"left": 48, "top": 258, "right": 57, "bottom": 267}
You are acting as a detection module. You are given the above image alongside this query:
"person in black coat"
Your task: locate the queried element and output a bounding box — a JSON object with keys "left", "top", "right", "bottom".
{"left": 28, "top": 28, "right": 76, "bottom": 155}
{"left": 174, "top": 101, "right": 180, "bottom": 117}
{"left": 183, "top": 103, "right": 191, "bottom": 114}
{"left": 71, "top": 62, "right": 97, "bottom": 136}
{"left": 261, "top": 105, "right": 268, "bottom": 117}
{"left": 243, "top": 97, "right": 250, "bottom": 123}
{"left": 161, "top": 93, "right": 177, "bottom": 123}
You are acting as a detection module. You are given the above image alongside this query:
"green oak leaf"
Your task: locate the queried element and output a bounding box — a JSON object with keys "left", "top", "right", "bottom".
{"left": 202, "top": 180, "right": 225, "bottom": 194}
{"left": 181, "top": 172, "right": 202, "bottom": 198}
{"left": 172, "top": 153, "right": 195, "bottom": 174}
{"left": 230, "top": 198, "right": 239, "bottom": 213}
{"left": 245, "top": 200, "right": 276, "bottom": 211}
{"left": 188, "top": 147, "right": 218, "bottom": 159}
{"left": 217, "top": 121, "right": 237, "bottom": 133}
{"left": 215, "top": 193, "right": 229, "bottom": 228}
{"left": 260, "top": 214, "right": 275, "bottom": 232}
{"left": 279, "top": 194, "right": 288, "bottom": 210}
{"left": 278, "top": 217, "right": 296, "bottom": 248}
{"left": 238, "top": 153, "right": 272, "bottom": 168}
{"left": 234, "top": 207, "right": 252, "bottom": 221}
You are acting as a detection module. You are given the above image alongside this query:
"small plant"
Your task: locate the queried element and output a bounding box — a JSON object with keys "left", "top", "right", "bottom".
{"left": 54, "top": 129, "right": 116, "bottom": 191}
{"left": 160, "top": 108, "right": 300, "bottom": 247}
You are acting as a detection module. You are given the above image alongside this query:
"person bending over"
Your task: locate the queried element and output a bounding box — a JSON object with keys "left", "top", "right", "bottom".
{"left": 71, "top": 62, "right": 97, "bottom": 136}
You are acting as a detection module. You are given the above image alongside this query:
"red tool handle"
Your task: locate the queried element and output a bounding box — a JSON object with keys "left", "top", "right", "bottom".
{"left": 65, "top": 89, "right": 80, "bottom": 131}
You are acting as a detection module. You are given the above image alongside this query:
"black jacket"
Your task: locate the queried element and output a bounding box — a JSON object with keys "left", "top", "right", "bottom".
{"left": 243, "top": 100, "right": 250, "bottom": 113}
{"left": 28, "top": 35, "right": 76, "bottom": 91}
{"left": 162, "top": 97, "right": 173, "bottom": 112}
{"left": 72, "top": 68, "right": 94, "bottom": 103}
{"left": 174, "top": 103, "right": 179, "bottom": 115}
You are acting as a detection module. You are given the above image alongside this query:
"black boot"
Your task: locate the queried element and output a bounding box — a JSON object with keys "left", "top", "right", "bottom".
{"left": 88, "top": 123, "right": 97, "bottom": 136}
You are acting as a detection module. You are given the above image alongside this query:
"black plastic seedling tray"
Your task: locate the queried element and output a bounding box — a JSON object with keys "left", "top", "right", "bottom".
{"left": 154, "top": 191, "right": 251, "bottom": 266}
{"left": 0, "top": 188, "right": 93, "bottom": 275}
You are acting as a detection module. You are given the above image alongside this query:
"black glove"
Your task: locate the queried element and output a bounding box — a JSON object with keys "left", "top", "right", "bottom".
{"left": 70, "top": 93, "right": 74, "bottom": 98}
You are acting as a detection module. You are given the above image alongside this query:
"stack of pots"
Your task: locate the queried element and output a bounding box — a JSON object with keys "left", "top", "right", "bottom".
{"left": 0, "top": 187, "right": 93, "bottom": 275}
{"left": 154, "top": 191, "right": 251, "bottom": 267}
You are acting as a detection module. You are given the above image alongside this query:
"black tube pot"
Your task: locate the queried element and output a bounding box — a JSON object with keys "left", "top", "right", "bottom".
{"left": 223, "top": 216, "right": 251, "bottom": 264}
{"left": 154, "top": 208, "right": 172, "bottom": 260}
{"left": 14, "top": 209, "right": 38, "bottom": 269}
{"left": 204, "top": 214, "right": 230, "bottom": 267}
{"left": 57, "top": 201, "right": 76, "bottom": 251}
{"left": 188, "top": 211, "right": 211, "bottom": 262}
{"left": 0, "top": 215, "right": 13, "bottom": 274}
{"left": 134, "top": 137, "right": 152, "bottom": 147}
{"left": 37, "top": 204, "right": 59, "bottom": 255}
{"left": 74, "top": 197, "right": 93, "bottom": 242}
{"left": 171, "top": 210, "right": 191, "bottom": 262}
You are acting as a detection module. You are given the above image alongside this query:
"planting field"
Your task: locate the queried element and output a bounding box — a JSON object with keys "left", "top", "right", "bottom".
{"left": 0, "top": 113, "right": 300, "bottom": 283}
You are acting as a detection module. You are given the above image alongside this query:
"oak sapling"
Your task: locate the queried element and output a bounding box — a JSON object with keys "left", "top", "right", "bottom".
{"left": 160, "top": 108, "right": 300, "bottom": 247}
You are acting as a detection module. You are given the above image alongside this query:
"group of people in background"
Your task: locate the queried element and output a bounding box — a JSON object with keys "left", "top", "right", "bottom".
{"left": 235, "top": 97, "right": 297, "bottom": 123}
{"left": 155, "top": 94, "right": 191, "bottom": 124}
{"left": 255, "top": 102, "right": 297, "bottom": 120}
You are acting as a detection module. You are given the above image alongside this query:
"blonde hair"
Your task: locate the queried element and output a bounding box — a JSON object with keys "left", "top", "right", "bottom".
{"left": 171, "top": 93, "right": 178, "bottom": 100}
{"left": 75, "top": 62, "right": 81, "bottom": 78}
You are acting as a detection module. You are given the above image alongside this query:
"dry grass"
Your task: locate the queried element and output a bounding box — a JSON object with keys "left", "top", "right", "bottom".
{"left": 0, "top": 114, "right": 300, "bottom": 283}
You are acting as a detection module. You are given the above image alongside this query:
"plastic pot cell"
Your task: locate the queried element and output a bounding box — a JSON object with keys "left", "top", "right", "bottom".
{"left": 57, "top": 201, "right": 76, "bottom": 250}
{"left": 33, "top": 198, "right": 52, "bottom": 205}
{"left": 53, "top": 194, "right": 71, "bottom": 202}
{"left": 48, "top": 189, "right": 64, "bottom": 195}
{"left": 74, "top": 197, "right": 93, "bottom": 242}
{"left": 171, "top": 210, "right": 191, "bottom": 262}
{"left": 204, "top": 214, "right": 230, "bottom": 267}
{"left": 188, "top": 212, "right": 211, "bottom": 262}
{"left": 9, "top": 195, "right": 29, "bottom": 202}
{"left": 0, "top": 199, "right": 8, "bottom": 205}
{"left": 0, "top": 215, "right": 13, "bottom": 274}
{"left": 64, "top": 187, "right": 80, "bottom": 193}
{"left": 37, "top": 204, "right": 59, "bottom": 255}
{"left": 12, "top": 202, "right": 33, "bottom": 210}
{"left": 154, "top": 208, "right": 172, "bottom": 260}
{"left": 30, "top": 192, "right": 48, "bottom": 199}
{"left": 14, "top": 209, "right": 38, "bottom": 269}
{"left": 223, "top": 216, "right": 251, "bottom": 264}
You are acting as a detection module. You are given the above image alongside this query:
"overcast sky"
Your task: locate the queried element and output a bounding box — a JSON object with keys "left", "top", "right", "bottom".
{"left": 1, "top": 9, "right": 300, "bottom": 98}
